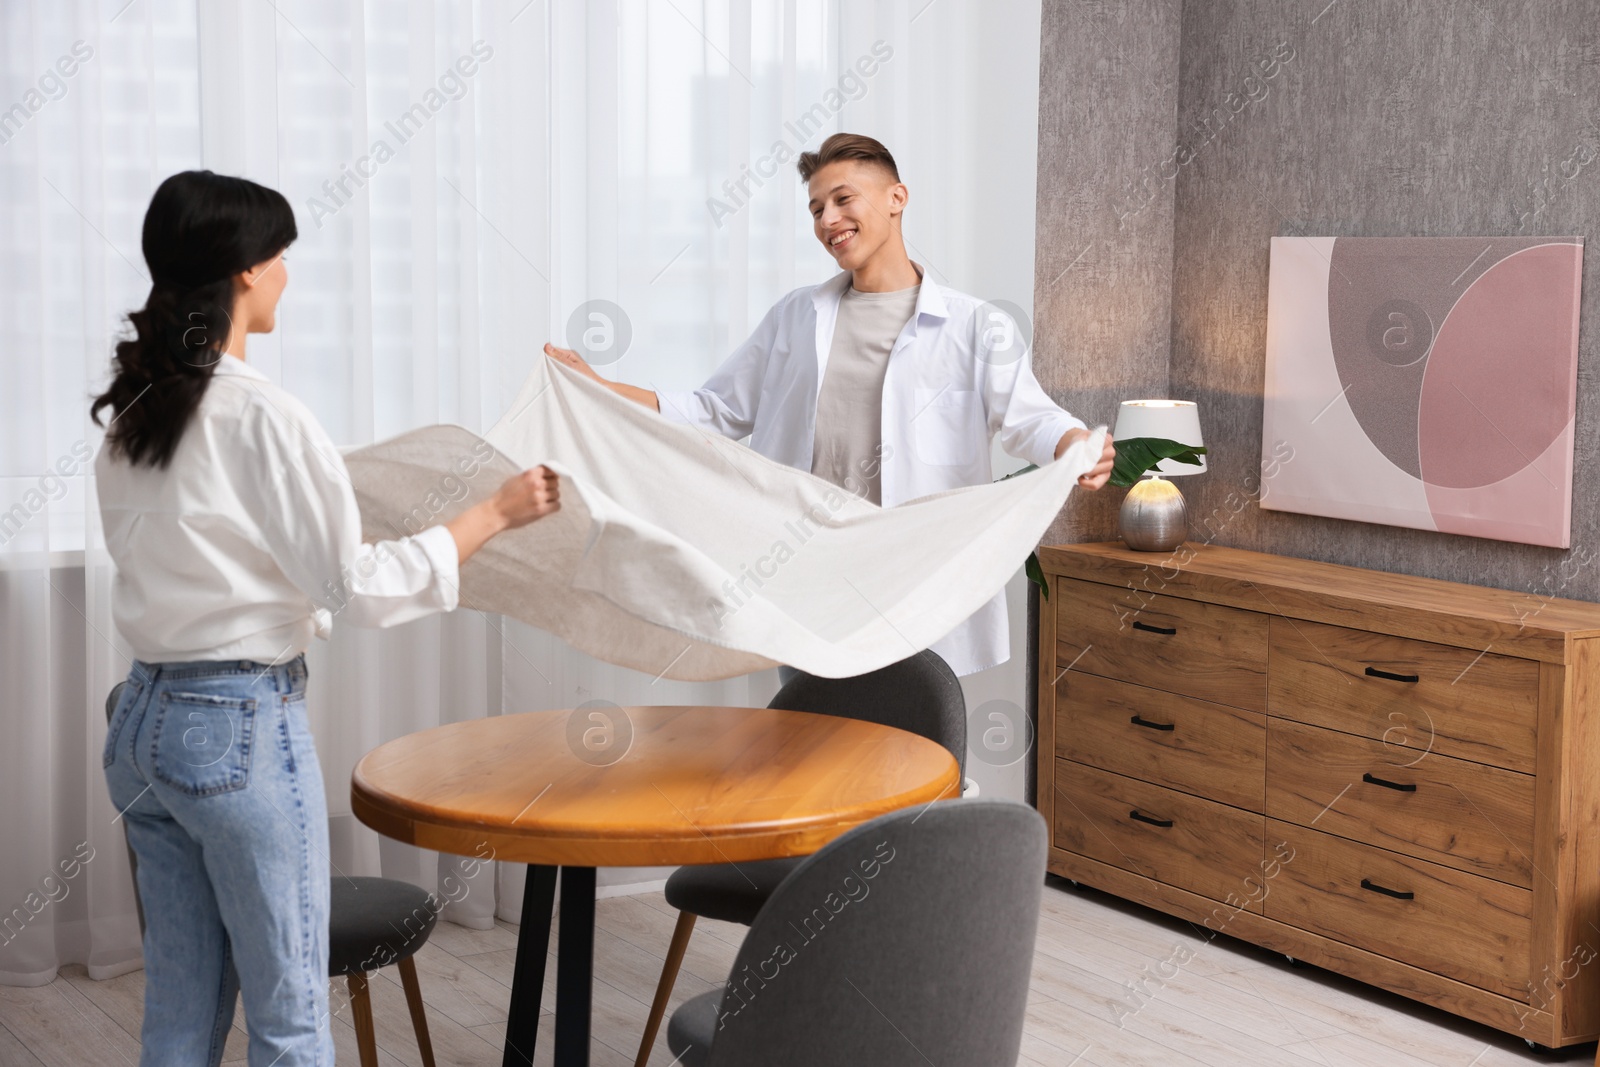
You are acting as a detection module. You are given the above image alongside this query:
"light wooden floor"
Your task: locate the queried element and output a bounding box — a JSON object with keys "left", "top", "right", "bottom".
{"left": 0, "top": 877, "right": 1592, "bottom": 1066}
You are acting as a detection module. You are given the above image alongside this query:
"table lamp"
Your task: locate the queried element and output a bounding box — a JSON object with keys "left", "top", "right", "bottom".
{"left": 1112, "top": 400, "right": 1206, "bottom": 552}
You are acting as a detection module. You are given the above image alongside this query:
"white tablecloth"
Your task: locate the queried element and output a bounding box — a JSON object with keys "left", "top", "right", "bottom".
{"left": 343, "top": 360, "right": 1099, "bottom": 680}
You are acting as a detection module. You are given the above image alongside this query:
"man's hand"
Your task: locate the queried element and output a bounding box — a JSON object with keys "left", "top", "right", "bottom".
{"left": 1056, "top": 428, "right": 1116, "bottom": 490}
{"left": 542, "top": 342, "right": 662, "bottom": 412}
{"left": 543, "top": 343, "right": 604, "bottom": 384}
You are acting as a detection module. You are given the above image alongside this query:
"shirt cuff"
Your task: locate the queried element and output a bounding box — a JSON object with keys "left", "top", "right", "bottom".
{"left": 652, "top": 389, "right": 697, "bottom": 426}
{"left": 1041, "top": 414, "right": 1089, "bottom": 467}
{"left": 413, "top": 524, "right": 462, "bottom": 611}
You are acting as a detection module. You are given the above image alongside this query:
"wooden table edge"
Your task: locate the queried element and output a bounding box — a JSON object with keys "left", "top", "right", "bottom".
{"left": 350, "top": 760, "right": 961, "bottom": 867}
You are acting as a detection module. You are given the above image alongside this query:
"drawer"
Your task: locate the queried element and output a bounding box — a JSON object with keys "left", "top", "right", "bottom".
{"left": 1267, "top": 617, "right": 1538, "bottom": 773}
{"left": 1266, "top": 719, "right": 1534, "bottom": 886}
{"left": 1264, "top": 820, "right": 1531, "bottom": 999}
{"left": 1058, "top": 672, "right": 1266, "bottom": 811}
{"left": 1056, "top": 578, "right": 1268, "bottom": 712}
{"left": 1054, "top": 761, "right": 1264, "bottom": 907}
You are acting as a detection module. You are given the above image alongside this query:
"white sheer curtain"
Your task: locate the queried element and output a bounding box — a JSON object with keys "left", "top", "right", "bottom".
{"left": 0, "top": 0, "right": 1043, "bottom": 985}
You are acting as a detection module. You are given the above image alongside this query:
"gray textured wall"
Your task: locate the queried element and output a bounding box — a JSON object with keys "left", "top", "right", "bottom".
{"left": 1036, "top": 0, "right": 1600, "bottom": 602}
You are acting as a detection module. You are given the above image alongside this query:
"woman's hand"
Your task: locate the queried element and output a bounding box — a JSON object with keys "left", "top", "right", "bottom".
{"left": 492, "top": 467, "right": 561, "bottom": 530}
{"left": 446, "top": 467, "right": 561, "bottom": 564}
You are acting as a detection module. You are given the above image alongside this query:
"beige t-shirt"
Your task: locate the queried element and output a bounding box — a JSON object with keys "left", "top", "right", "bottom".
{"left": 810, "top": 283, "right": 920, "bottom": 504}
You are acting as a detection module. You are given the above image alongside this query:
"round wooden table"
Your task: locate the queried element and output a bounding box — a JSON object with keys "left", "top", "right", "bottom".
{"left": 351, "top": 705, "right": 961, "bottom": 1067}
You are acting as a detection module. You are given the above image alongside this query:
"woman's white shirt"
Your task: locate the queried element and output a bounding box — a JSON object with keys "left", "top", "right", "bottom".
{"left": 95, "top": 353, "right": 460, "bottom": 663}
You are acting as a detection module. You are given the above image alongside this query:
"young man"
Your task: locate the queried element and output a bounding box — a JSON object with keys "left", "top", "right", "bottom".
{"left": 544, "top": 133, "right": 1114, "bottom": 676}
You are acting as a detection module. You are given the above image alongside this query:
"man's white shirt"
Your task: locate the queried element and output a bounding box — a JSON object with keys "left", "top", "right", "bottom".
{"left": 655, "top": 266, "right": 1085, "bottom": 676}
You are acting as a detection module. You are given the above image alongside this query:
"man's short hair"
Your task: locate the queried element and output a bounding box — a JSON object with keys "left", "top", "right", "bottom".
{"left": 797, "top": 133, "right": 900, "bottom": 183}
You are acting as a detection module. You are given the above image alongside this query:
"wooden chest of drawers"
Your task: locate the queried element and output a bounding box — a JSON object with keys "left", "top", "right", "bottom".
{"left": 1037, "top": 542, "right": 1600, "bottom": 1048}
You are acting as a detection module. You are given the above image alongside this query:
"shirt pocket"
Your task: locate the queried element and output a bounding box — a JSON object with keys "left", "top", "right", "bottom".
{"left": 911, "top": 387, "right": 981, "bottom": 467}
{"left": 150, "top": 689, "right": 257, "bottom": 797}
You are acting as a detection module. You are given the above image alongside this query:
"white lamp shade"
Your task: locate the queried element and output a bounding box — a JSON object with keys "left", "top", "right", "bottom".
{"left": 1112, "top": 400, "right": 1207, "bottom": 476}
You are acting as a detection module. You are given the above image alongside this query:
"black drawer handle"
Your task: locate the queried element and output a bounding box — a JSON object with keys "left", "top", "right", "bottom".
{"left": 1364, "top": 666, "right": 1419, "bottom": 683}
{"left": 1360, "top": 878, "right": 1414, "bottom": 900}
{"left": 1130, "top": 715, "right": 1176, "bottom": 732}
{"left": 1362, "top": 772, "right": 1417, "bottom": 792}
{"left": 1132, "top": 621, "right": 1177, "bottom": 635}
{"left": 1129, "top": 809, "right": 1173, "bottom": 828}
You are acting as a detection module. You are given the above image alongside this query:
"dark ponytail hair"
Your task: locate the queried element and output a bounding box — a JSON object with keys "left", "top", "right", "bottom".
{"left": 91, "top": 170, "right": 297, "bottom": 468}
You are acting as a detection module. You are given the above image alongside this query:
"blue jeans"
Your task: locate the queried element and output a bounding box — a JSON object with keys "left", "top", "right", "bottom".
{"left": 104, "top": 655, "right": 332, "bottom": 1067}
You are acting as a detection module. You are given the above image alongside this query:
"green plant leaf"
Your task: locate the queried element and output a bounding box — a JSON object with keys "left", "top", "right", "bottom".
{"left": 1110, "top": 437, "right": 1207, "bottom": 488}
{"left": 1025, "top": 550, "right": 1049, "bottom": 601}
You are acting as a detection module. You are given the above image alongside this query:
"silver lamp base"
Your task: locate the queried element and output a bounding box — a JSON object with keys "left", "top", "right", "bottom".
{"left": 1119, "top": 477, "right": 1188, "bottom": 552}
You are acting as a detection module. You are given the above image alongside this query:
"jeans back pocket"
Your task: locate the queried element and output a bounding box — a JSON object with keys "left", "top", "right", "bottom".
{"left": 150, "top": 690, "right": 257, "bottom": 796}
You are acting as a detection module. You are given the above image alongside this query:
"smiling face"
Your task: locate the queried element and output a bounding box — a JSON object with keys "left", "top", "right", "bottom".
{"left": 807, "top": 159, "right": 908, "bottom": 273}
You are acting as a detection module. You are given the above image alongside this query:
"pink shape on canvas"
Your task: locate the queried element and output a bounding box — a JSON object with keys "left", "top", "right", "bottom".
{"left": 1417, "top": 243, "right": 1582, "bottom": 490}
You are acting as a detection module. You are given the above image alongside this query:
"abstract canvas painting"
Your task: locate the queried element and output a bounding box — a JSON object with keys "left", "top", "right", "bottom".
{"left": 1260, "top": 236, "right": 1584, "bottom": 548}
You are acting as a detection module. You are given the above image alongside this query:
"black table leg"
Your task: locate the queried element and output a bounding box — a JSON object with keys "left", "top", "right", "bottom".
{"left": 502, "top": 864, "right": 557, "bottom": 1067}
{"left": 554, "top": 866, "right": 597, "bottom": 1066}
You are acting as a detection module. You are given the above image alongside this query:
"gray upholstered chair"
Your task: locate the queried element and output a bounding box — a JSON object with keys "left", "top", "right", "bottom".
{"left": 106, "top": 682, "right": 438, "bottom": 1067}
{"left": 635, "top": 650, "right": 968, "bottom": 1065}
{"left": 666, "top": 798, "right": 1046, "bottom": 1066}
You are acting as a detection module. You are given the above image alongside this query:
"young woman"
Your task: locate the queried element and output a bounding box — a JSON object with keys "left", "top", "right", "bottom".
{"left": 93, "top": 170, "right": 558, "bottom": 1066}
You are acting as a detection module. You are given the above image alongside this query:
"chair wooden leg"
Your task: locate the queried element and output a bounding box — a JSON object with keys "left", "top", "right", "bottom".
{"left": 635, "top": 910, "right": 697, "bottom": 1067}
{"left": 397, "top": 956, "right": 437, "bottom": 1067}
{"left": 347, "top": 971, "right": 380, "bottom": 1067}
